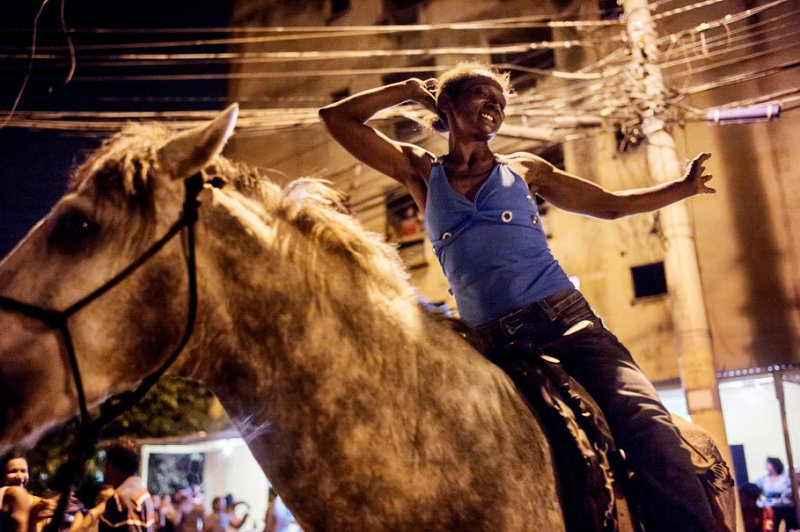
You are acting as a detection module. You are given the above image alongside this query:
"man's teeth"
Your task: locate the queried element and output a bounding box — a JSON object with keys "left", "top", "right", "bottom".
{"left": 481, "top": 113, "right": 494, "bottom": 122}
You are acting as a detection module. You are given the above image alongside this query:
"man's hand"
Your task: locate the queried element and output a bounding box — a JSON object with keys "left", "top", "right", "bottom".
{"left": 30, "top": 497, "right": 58, "bottom": 519}
{"left": 683, "top": 152, "right": 715, "bottom": 195}
{"left": 406, "top": 78, "right": 438, "bottom": 114}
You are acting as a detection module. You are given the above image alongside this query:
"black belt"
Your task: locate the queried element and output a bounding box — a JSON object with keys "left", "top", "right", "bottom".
{"left": 473, "top": 288, "right": 583, "bottom": 351}
{"left": 474, "top": 301, "right": 545, "bottom": 351}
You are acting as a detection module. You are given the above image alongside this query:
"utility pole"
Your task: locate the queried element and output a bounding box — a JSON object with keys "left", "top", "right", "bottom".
{"left": 774, "top": 370, "right": 800, "bottom": 527}
{"left": 622, "top": 0, "right": 732, "bottom": 462}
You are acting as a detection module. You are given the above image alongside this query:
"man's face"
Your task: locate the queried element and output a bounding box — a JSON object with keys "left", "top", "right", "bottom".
{"left": 446, "top": 77, "right": 506, "bottom": 140}
{"left": 4, "top": 458, "right": 29, "bottom": 487}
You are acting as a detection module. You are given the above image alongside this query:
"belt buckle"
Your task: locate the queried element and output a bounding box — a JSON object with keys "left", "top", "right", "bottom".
{"left": 500, "top": 314, "right": 524, "bottom": 336}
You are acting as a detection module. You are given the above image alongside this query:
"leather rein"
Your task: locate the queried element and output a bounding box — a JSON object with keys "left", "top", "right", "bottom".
{"left": 0, "top": 173, "right": 205, "bottom": 529}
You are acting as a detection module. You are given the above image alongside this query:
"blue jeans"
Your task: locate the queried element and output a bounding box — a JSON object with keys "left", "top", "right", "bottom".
{"left": 474, "top": 288, "right": 717, "bottom": 532}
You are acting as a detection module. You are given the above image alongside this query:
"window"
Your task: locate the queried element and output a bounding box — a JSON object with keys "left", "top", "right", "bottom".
{"left": 382, "top": 0, "right": 421, "bottom": 25}
{"left": 385, "top": 189, "right": 423, "bottom": 243}
{"left": 385, "top": 188, "right": 426, "bottom": 268}
{"left": 330, "top": 0, "right": 350, "bottom": 19}
{"left": 631, "top": 261, "right": 667, "bottom": 299}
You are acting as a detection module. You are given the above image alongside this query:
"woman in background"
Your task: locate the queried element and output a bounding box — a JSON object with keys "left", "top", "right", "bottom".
{"left": 755, "top": 457, "right": 798, "bottom": 532}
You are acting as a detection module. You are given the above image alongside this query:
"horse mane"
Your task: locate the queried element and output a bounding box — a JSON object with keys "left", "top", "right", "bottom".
{"left": 67, "top": 120, "right": 415, "bottom": 296}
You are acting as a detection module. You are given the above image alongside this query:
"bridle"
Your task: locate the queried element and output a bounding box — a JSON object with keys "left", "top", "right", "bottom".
{"left": 0, "top": 173, "right": 205, "bottom": 529}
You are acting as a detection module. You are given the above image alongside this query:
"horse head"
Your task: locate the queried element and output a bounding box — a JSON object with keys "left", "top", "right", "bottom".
{"left": 0, "top": 105, "right": 239, "bottom": 448}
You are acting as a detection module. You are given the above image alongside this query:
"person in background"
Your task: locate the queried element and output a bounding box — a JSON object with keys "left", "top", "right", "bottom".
{"left": 739, "top": 482, "right": 775, "bottom": 532}
{"left": 1, "top": 451, "right": 38, "bottom": 532}
{"left": 2, "top": 453, "right": 30, "bottom": 490}
{"left": 262, "top": 489, "right": 299, "bottom": 532}
{"left": 95, "top": 437, "right": 155, "bottom": 532}
{"left": 70, "top": 484, "right": 114, "bottom": 532}
{"left": 202, "top": 498, "right": 227, "bottom": 532}
{"left": 0, "top": 451, "right": 70, "bottom": 532}
{"left": 174, "top": 477, "right": 204, "bottom": 532}
{"left": 156, "top": 494, "right": 177, "bottom": 532}
{"left": 319, "top": 61, "right": 717, "bottom": 532}
{"left": 150, "top": 495, "right": 162, "bottom": 532}
{"left": 755, "top": 457, "right": 798, "bottom": 532}
{"left": 221, "top": 495, "right": 248, "bottom": 532}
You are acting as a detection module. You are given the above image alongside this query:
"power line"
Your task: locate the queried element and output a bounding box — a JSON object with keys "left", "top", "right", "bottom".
{"left": 666, "top": 37, "right": 800, "bottom": 80}
{"left": 1, "top": 1, "right": 788, "bottom": 82}
{"left": 680, "top": 58, "right": 800, "bottom": 97}
{"left": 575, "top": 0, "right": 793, "bottom": 74}
{"left": 0, "top": 0, "right": 49, "bottom": 130}
{"left": 0, "top": 0, "right": 795, "bottom": 136}
{"left": 0, "top": 40, "right": 594, "bottom": 72}
{"left": 6, "top": 14, "right": 623, "bottom": 53}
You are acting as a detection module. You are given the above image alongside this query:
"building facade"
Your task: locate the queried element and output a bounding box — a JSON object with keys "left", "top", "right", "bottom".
{"left": 223, "top": 0, "right": 800, "bottom": 480}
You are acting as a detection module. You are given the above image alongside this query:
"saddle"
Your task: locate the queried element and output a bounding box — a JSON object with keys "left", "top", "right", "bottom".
{"left": 428, "top": 306, "right": 620, "bottom": 529}
{"left": 485, "top": 349, "right": 735, "bottom": 532}
{"left": 425, "top": 304, "right": 619, "bottom": 528}
{"left": 428, "top": 304, "right": 734, "bottom": 531}
{"left": 494, "top": 349, "right": 623, "bottom": 532}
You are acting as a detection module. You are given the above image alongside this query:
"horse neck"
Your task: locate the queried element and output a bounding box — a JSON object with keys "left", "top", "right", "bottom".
{"left": 170, "top": 187, "right": 425, "bottom": 437}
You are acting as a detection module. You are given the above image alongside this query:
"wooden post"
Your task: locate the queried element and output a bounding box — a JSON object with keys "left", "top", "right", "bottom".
{"left": 773, "top": 370, "right": 800, "bottom": 526}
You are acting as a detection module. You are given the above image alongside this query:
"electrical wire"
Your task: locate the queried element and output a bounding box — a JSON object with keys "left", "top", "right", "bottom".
{"left": 652, "top": 0, "right": 731, "bottom": 21}
{"left": 59, "top": 0, "right": 76, "bottom": 84}
{"left": 667, "top": 37, "right": 800, "bottom": 80}
{"left": 0, "top": 0, "right": 796, "bottom": 136}
{"left": 0, "top": 41, "right": 595, "bottom": 72}
{"left": 0, "top": 1, "right": 786, "bottom": 88}
{"left": 9, "top": 14, "right": 623, "bottom": 53}
{"left": 680, "top": 58, "right": 800, "bottom": 97}
{"left": 574, "top": 0, "right": 793, "bottom": 75}
{"left": 0, "top": 0, "right": 49, "bottom": 130}
{"left": 659, "top": 9, "right": 800, "bottom": 66}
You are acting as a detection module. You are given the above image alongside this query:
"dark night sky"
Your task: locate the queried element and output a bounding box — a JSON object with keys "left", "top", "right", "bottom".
{"left": 0, "top": 0, "right": 234, "bottom": 256}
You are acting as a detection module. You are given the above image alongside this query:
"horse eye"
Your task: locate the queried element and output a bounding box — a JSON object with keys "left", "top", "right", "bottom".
{"left": 49, "top": 212, "right": 99, "bottom": 252}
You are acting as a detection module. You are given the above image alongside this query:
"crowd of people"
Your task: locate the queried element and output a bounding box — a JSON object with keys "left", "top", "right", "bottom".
{"left": 5, "top": 434, "right": 798, "bottom": 532}
{"left": 1, "top": 441, "right": 300, "bottom": 532}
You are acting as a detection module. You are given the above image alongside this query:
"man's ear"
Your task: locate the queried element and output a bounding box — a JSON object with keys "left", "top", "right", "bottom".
{"left": 438, "top": 92, "right": 454, "bottom": 113}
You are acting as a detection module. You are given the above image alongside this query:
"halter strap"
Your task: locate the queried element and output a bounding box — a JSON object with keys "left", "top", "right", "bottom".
{"left": 0, "top": 173, "right": 205, "bottom": 532}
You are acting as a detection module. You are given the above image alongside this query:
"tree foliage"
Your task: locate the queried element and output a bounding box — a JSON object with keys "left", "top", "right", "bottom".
{"left": 24, "top": 377, "right": 231, "bottom": 495}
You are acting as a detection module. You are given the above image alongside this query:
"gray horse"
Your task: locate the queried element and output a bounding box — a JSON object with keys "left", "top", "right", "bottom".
{"left": 0, "top": 105, "right": 731, "bottom": 530}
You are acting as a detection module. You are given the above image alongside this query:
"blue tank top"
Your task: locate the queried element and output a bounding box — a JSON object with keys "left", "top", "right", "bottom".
{"left": 424, "top": 157, "right": 574, "bottom": 326}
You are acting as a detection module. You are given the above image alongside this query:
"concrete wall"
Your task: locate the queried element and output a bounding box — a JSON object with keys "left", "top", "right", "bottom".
{"left": 657, "top": 0, "right": 800, "bottom": 374}
{"left": 224, "top": 0, "right": 800, "bottom": 381}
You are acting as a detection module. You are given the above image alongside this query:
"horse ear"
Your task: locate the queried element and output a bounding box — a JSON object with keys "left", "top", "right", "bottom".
{"left": 158, "top": 103, "right": 240, "bottom": 180}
